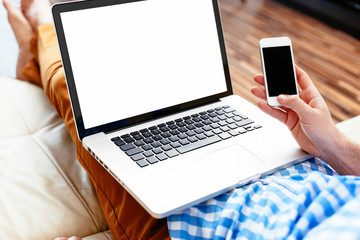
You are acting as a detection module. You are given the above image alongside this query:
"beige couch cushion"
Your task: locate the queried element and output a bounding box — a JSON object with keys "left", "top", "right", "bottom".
{"left": 0, "top": 77, "right": 110, "bottom": 239}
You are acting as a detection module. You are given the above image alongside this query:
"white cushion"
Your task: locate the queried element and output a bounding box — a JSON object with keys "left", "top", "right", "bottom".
{"left": 0, "top": 77, "right": 110, "bottom": 239}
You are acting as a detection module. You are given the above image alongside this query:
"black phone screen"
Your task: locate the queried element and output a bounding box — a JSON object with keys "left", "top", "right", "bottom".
{"left": 262, "top": 46, "right": 297, "bottom": 97}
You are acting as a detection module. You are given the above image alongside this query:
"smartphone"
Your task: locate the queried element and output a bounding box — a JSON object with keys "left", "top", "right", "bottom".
{"left": 259, "top": 37, "right": 299, "bottom": 107}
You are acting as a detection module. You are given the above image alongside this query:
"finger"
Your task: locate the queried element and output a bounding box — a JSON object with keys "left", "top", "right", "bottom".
{"left": 277, "top": 94, "right": 311, "bottom": 119}
{"left": 251, "top": 86, "right": 266, "bottom": 100}
{"left": 295, "top": 65, "right": 316, "bottom": 91}
{"left": 258, "top": 101, "right": 287, "bottom": 124}
{"left": 253, "top": 74, "right": 264, "bottom": 86}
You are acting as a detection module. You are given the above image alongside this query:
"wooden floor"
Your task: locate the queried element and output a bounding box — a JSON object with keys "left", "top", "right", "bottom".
{"left": 219, "top": 0, "right": 360, "bottom": 123}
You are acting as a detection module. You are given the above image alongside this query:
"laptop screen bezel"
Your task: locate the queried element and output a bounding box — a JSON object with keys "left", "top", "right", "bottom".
{"left": 52, "top": 0, "right": 233, "bottom": 141}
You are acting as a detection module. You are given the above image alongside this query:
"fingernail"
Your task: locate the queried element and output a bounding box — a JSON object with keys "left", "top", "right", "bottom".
{"left": 278, "top": 95, "right": 287, "bottom": 101}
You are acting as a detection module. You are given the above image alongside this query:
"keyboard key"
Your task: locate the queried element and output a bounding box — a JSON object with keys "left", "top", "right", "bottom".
{"left": 149, "top": 126, "right": 158, "bottom": 130}
{"left": 246, "top": 126, "right": 255, "bottom": 131}
{"left": 133, "top": 134, "right": 144, "bottom": 140}
{"left": 120, "top": 143, "right": 135, "bottom": 151}
{"left": 170, "top": 142, "right": 181, "bottom": 148}
{"left": 166, "top": 121, "right": 175, "bottom": 125}
{"left": 126, "top": 147, "right": 143, "bottom": 156}
{"left": 228, "top": 123, "right": 238, "bottom": 129}
{"left": 188, "top": 136, "right": 198, "bottom": 143}
{"left": 156, "top": 153, "right": 168, "bottom": 161}
{"left": 185, "top": 119, "right": 194, "bottom": 124}
{"left": 239, "top": 128, "right": 247, "bottom": 134}
{"left": 160, "top": 139, "right": 171, "bottom": 145}
{"left": 151, "top": 129, "right": 161, "bottom": 135}
{"left": 147, "top": 156, "right": 159, "bottom": 164}
{"left": 194, "top": 128, "right": 204, "bottom": 134}
{"left": 233, "top": 111, "right": 248, "bottom": 119}
{"left": 210, "top": 123, "right": 220, "bottom": 129}
{"left": 142, "top": 145, "right": 153, "bottom": 151}
{"left": 196, "top": 133, "right": 207, "bottom": 140}
{"left": 152, "top": 148, "right": 163, "bottom": 154}
{"left": 235, "top": 119, "right": 254, "bottom": 127}
{"left": 216, "top": 110, "right": 225, "bottom": 115}
{"left": 168, "top": 125, "right": 178, "bottom": 130}
{"left": 193, "top": 117, "right": 202, "bottom": 122}
{"left": 134, "top": 140, "right": 145, "bottom": 147}
{"left": 210, "top": 117, "right": 220, "bottom": 123}
{"left": 170, "top": 129, "right": 180, "bottom": 135}
{"left": 208, "top": 112, "right": 217, "bottom": 118}
{"left": 178, "top": 133, "right": 188, "bottom": 139}
{"left": 142, "top": 132, "right": 152, "bottom": 138}
{"left": 177, "top": 136, "right": 221, "bottom": 154}
{"left": 223, "top": 107, "right": 235, "bottom": 113}
{"left": 130, "top": 131, "right": 140, "bottom": 136}
{"left": 176, "top": 122, "right": 186, "bottom": 127}
{"left": 194, "top": 122, "right": 204, "bottom": 128}
{"left": 162, "top": 144, "right": 172, "bottom": 151}
{"left": 220, "top": 126, "right": 230, "bottom": 132}
{"left": 202, "top": 120, "right": 212, "bottom": 125}
{"left": 114, "top": 139, "right": 126, "bottom": 146}
{"left": 165, "top": 149, "right": 179, "bottom": 158}
{"left": 157, "top": 123, "right": 166, "bottom": 128}
{"left": 203, "top": 126, "right": 212, "bottom": 131}
{"left": 143, "top": 151, "right": 154, "bottom": 157}
{"left": 219, "top": 132, "right": 231, "bottom": 140}
{"left": 144, "top": 138, "right": 154, "bottom": 144}
{"left": 139, "top": 128, "right": 148, "bottom": 133}
{"left": 169, "top": 136, "right": 179, "bottom": 142}
{"left": 226, "top": 118, "right": 235, "bottom": 124}
{"left": 229, "top": 130, "right": 239, "bottom": 136}
{"left": 179, "top": 139, "right": 190, "bottom": 145}
{"left": 111, "top": 136, "right": 120, "bottom": 142}
{"left": 200, "top": 115, "right": 209, "bottom": 120}
{"left": 205, "top": 131, "right": 215, "bottom": 137}
{"left": 161, "top": 132, "right": 171, "bottom": 138}
{"left": 137, "top": 159, "right": 149, "bottom": 168}
{"left": 159, "top": 126, "right": 170, "bottom": 132}
{"left": 233, "top": 116, "right": 243, "bottom": 122}
{"left": 179, "top": 127, "right": 188, "bottom": 133}
{"left": 121, "top": 134, "right": 130, "bottom": 139}
{"left": 218, "top": 121, "right": 227, "bottom": 127}
{"left": 254, "top": 125, "right": 262, "bottom": 129}
{"left": 213, "top": 129, "right": 222, "bottom": 135}
{"left": 186, "top": 124, "right": 196, "bottom": 130}
{"left": 131, "top": 153, "right": 144, "bottom": 161}
{"left": 153, "top": 135, "right": 162, "bottom": 141}
{"left": 151, "top": 142, "right": 162, "bottom": 148}
{"left": 186, "top": 131, "right": 196, "bottom": 137}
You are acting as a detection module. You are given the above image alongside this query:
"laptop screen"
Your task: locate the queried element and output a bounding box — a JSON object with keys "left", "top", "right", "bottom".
{"left": 54, "top": 0, "right": 232, "bottom": 139}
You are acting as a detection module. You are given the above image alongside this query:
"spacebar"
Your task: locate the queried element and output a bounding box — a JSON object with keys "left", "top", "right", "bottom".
{"left": 177, "top": 136, "right": 222, "bottom": 154}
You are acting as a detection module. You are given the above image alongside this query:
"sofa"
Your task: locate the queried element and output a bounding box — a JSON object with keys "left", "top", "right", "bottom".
{"left": 0, "top": 76, "right": 112, "bottom": 239}
{"left": 1, "top": 75, "right": 359, "bottom": 240}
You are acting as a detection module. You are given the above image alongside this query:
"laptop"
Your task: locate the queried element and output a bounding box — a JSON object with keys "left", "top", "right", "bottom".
{"left": 52, "top": 0, "right": 310, "bottom": 218}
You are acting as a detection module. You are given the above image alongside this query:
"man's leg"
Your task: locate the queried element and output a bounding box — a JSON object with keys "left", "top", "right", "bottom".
{"left": 4, "top": 0, "right": 170, "bottom": 238}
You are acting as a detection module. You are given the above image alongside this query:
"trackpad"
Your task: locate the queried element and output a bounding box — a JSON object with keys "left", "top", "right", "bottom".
{"left": 196, "top": 144, "right": 264, "bottom": 182}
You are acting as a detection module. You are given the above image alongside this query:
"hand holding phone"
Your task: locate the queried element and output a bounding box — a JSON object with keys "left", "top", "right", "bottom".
{"left": 259, "top": 37, "right": 299, "bottom": 107}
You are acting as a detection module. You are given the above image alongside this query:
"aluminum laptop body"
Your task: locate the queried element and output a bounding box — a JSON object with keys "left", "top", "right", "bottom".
{"left": 52, "top": 0, "right": 310, "bottom": 218}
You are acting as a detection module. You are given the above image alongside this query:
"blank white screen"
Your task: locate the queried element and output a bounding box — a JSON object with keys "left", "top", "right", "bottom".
{"left": 60, "top": 0, "right": 228, "bottom": 129}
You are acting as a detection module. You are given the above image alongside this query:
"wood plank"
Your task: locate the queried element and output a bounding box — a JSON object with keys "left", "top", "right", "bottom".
{"left": 219, "top": 0, "right": 360, "bottom": 123}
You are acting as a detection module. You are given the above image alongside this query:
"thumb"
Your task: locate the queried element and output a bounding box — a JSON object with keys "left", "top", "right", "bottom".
{"left": 278, "top": 95, "right": 310, "bottom": 117}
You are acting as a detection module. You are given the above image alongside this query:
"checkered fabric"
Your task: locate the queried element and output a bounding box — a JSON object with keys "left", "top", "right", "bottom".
{"left": 167, "top": 157, "right": 360, "bottom": 239}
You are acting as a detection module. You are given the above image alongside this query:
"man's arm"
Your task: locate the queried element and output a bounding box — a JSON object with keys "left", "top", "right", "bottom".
{"left": 251, "top": 65, "right": 360, "bottom": 176}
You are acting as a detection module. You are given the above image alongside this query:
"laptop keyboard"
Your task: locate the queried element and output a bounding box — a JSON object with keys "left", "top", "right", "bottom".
{"left": 110, "top": 105, "right": 261, "bottom": 168}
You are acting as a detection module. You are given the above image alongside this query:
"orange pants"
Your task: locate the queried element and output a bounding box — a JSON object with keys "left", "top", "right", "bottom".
{"left": 24, "top": 24, "right": 170, "bottom": 240}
